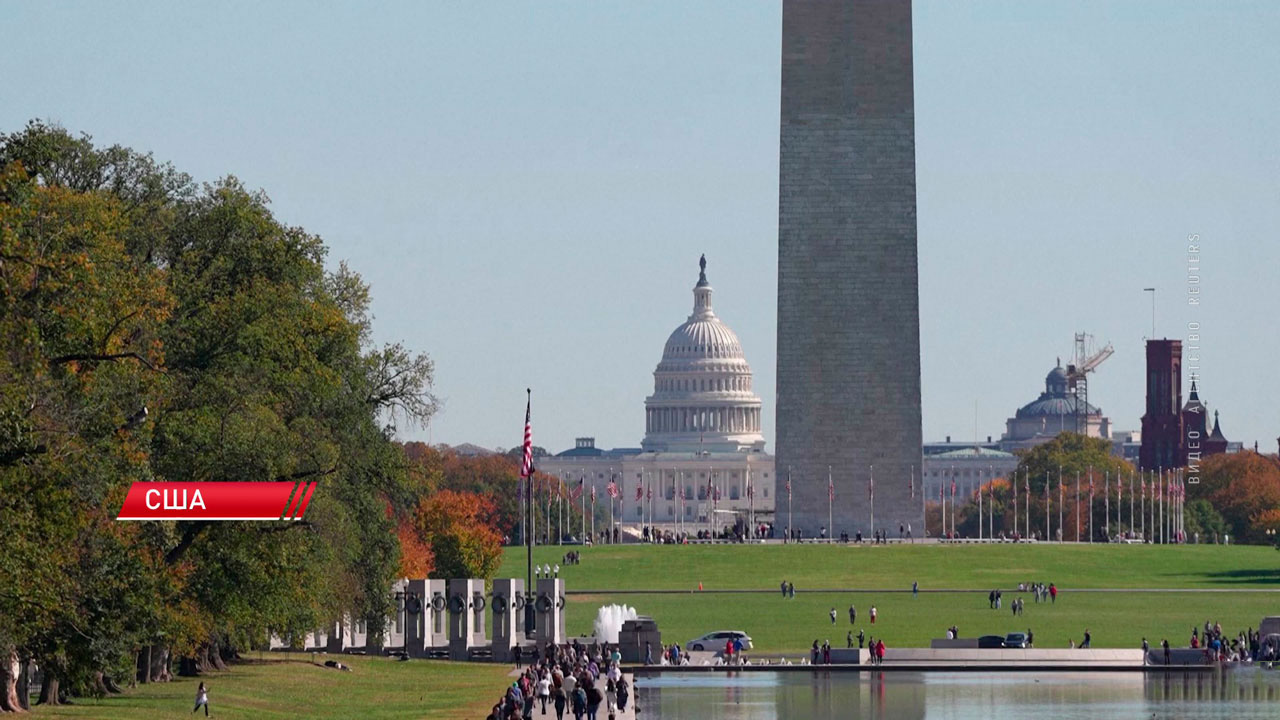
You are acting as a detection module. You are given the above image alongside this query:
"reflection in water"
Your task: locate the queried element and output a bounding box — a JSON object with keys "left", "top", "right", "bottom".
{"left": 634, "top": 669, "right": 1280, "bottom": 719}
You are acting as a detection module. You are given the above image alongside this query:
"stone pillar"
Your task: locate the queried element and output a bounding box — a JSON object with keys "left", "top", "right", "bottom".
{"left": 534, "top": 578, "right": 565, "bottom": 652}
{"left": 447, "top": 578, "right": 483, "bottom": 661}
{"left": 382, "top": 577, "right": 408, "bottom": 652}
{"left": 405, "top": 578, "right": 429, "bottom": 658}
{"left": 426, "top": 579, "right": 448, "bottom": 648}
{"left": 491, "top": 578, "right": 525, "bottom": 662}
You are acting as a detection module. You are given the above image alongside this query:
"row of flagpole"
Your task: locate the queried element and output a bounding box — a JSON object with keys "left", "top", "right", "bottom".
{"left": 521, "top": 395, "right": 1187, "bottom": 546}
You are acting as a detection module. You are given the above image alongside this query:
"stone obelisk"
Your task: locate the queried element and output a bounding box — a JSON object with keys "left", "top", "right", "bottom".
{"left": 776, "top": 0, "right": 923, "bottom": 538}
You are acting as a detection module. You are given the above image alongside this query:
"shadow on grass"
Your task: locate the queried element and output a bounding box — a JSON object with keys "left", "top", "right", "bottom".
{"left": 1201, "top": 568, "right": 1280, "bottom": 585}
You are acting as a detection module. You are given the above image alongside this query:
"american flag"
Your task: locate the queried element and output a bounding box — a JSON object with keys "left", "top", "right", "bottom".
{"left": 607, "top": 481, "right": 619, "bottom": 499}
{"left": 909, "top": 465, "right": 915, "bottom": 500}
{"left": 590, "top": 485, "right": 596, "bottom": 503}
{"left": 647, "top": 486, "right": 653, "bottom": 501}
{"left": 571, "top": 475, "right": 585, "bottom": 501}
{"left": 713, "top": 486, "right": 721, "bottom": 502}
{"left": 519, "top": 392, "right": 534, "bottom": 480}
{"left": 827, "top": 474, "right": 834, "bottom": 503}
{"left": 785, "top": 475, "right": 791, "bottom": 499}
{"left": 747, "top": 484, "right": 754, "bottom": 499}
{"left": 950, "top": 478, "right": 956, "bottom": 497}
{"left": 635, "top": 484, "right": 643, "bottom": 502}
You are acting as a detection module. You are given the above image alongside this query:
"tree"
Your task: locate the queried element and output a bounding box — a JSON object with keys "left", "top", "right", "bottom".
{"left": 1184, "top": 499, "right": 1229, "bottom": 543}
{"left": 414, "top": 490, "right": 503, "bottom": 580}
{"left": 1, "top": 121, "right": 438, "bottom": 698}
{"left": 1189, "top": 451, "right": 1280, "bottom": 544}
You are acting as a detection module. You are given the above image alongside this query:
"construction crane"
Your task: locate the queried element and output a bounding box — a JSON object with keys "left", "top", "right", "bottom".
{"left": 1065, "top": 333, "right": 1114, "bottom": 435}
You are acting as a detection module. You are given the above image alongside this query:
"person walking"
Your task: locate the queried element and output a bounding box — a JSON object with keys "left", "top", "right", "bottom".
{"left": 1162, "top": 638, "right": 1171, "bottom": 665}
{"left": 811, "top": 640, "right": 820, "bottom": 665}
{"left": 870, "top": 605, "right": 877, "bottom": 624}
{"left": 781, "top": 580, "right": 788, "bottom": 598}
{"left": 1082, "top": 629, "right": 1092, "bottom": 649}
{"left": 822, "top": 641, "right": 831, "bottom": 665}
{"left": 644, "top": 641, "right": 653, "bottom": 665}
{"left": 1049, "top": 583, "right": 1057, "bottom": 603}
{"left": 849, "top": 604, "right": 857, "bottom": 624}
{"left": 830, "top": 607, "right": 837, "bottom": 625}
{"left": 616, "top": 678, "right": 629, "bottom": 713}
{"left": 788, "top": 582, "right": 795, "bottom": 599}
{"left": 192, "top": 682, "right": 209, "bottom": 716}
{"left": 1027, "top": 629, "right": 1034, "bottom": 648}
{"left": 538, "top": 673, "right": 552, "bottom": 714}
{"left": 553, "top": 685, "right": 567, "bottom": 720}
{"left": 858, "top": 629, "right": 865, "bottom": 649}
{"left": 515, "top": 644, "right": 523, "bottom": 669}
{"left": 912, "top": 581, "right": 918, "bottom": 598}
{"left": 1141, "top": 638, "right": 1150, "bottom": 666}
{"left": 605, "top": 679, "right": 617, "bottom": 715}
{"left": 876, "top": 639, "right": 886, "bottom": 665}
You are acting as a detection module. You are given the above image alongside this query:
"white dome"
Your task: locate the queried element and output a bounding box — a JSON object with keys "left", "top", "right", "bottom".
{"left": 642, "top": 257, "right": 765, "bottom": 453}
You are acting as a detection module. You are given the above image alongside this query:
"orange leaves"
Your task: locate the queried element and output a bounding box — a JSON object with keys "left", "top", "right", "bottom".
{"left": 396, "top": 517, "right": 435, "bottom": 578}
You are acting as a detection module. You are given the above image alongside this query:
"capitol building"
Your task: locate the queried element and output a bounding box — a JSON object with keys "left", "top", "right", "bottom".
{"left": 535, "top": 257, "right": 776, "bottom": 533}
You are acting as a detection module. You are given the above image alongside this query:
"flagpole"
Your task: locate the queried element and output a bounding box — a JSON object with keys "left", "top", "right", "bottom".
{"left": 520, "top": 389, "right": 536, "bottom": 637}
{"left": 787, "top": 466, "right": 793, "bottom": 543}
{"left": 1075, "top": 471, "right": 1080, "bottom": 542}
{"left": 1024, "top": 468, "right": 1029, "bottom": 541}
{"left": 1105, "top": 470, "right": 1110, "bottom": 541}
{"left": 1088, "top": 465, "right": 1094, "bottom": 544}
{"left": 1045, "top": 473, "right": 1050, "bottom": 542}
{"left": 978, "top": 467, "right": 983, "bottom": 540}
{"left": 827, "top": 465, "right": 833, "bottom": 541}
{"left": 1013, "top": 469, "right": 1018, "bottom": 539}
{"left": 870, "top": 464, "right": 876, "bottom": 540}
{"left": 1057, "top": 467, "right": 1063, "bottom": 542}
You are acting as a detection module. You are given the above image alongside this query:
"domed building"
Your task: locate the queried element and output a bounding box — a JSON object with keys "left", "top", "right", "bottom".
{"left": 999, "top": 361, "right": 1111, "bottom": 452}
{"left": 533, "top": 257, "right": 775, "bottom": 539}
{"left": 642, "top": 256, "right": 765, "bottom": 453}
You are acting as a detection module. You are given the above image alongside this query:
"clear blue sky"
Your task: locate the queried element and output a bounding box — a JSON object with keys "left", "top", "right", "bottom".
{"left": 4, "top": 1, "right": 1277, "bottom": 454}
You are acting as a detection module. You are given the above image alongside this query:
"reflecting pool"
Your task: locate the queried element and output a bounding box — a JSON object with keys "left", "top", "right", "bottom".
{"left": 634, "top": 669, "right": 1280, "bottom": 719}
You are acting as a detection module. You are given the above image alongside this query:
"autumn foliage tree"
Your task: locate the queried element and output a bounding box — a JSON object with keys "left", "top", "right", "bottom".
{"left": 1189, "top": 451, "right": 1280, "bottom": 544}
{"left": 413, "top": 490, "right": 503, "bottom": 580}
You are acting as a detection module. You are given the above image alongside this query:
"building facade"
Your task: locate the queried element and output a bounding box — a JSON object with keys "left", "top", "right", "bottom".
{"left": 1000, "top": 363, "right": 1111, "bottom": 453}
{"left": 1140, "top": 339, "right": 1183, "bottom": 470}
{"left": 536, "top": 258, "right": 775, "bottom": 534}
{"left": 775, "top": 0, "right": 924, "bottom": 538}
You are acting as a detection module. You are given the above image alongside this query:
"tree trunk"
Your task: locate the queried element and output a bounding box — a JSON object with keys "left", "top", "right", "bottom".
{"left": 148, "top": 644, "right": 171, "bottom": 682}
{"left": 36, "top": 673, "right": 59, "bottom": 706}
{"left": 103, "top": 674, "right": 123, "bottom": 694}
{"left": 16, "top": 657, "right": 30, "bottom": 710}
{"left": 0, "top": 646, "right": 22, "bottom": 712}
{"left": 91, "top": 671, "right": 109, "bottom": 698}
{"left": 177, "top": 656, "right": 201, "bottom": 677}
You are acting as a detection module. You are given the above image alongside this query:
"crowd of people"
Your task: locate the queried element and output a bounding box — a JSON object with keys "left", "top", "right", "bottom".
{"left": 494, "top": 640, "right": 630, "bottom": 720}
{"left": 1146, "top": 622, "right": 1277, "bottom": 665}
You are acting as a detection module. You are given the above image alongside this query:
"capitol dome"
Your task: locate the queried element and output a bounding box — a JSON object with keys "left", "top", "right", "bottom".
{"left": 642, "top": 257, "right": 765, "bottom": 453}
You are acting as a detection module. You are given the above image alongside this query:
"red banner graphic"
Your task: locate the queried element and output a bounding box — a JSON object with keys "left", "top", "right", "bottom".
{"left": 116, "top": 481, "right": 316, "bottom": 521}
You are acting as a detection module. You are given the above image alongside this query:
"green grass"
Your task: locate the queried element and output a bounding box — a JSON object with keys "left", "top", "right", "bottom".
{"left": 30, "top": 653, "right": 512, "bottom": 720}
{"left": 501, "top": 543, "right": 1280, "bottom": 653}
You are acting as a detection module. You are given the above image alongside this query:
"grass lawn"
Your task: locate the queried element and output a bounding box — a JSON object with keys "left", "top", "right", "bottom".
{"left": 500, "top": 543, "right": 1280, "bottom": 653}
{"left": 29, "top": 653, "right": 512, "bottom": 720}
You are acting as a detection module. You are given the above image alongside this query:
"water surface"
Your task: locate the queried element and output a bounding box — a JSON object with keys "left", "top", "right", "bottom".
{"left": 634, "top": 669, "right": 1280, "bottom": 719}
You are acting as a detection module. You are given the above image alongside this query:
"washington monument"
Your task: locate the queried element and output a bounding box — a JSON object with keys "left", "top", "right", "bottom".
{"left": 776, "top": 0, "right": 924, "bottom": 537}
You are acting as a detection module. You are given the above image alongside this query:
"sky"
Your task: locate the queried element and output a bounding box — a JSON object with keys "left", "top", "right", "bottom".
{"left": 3, "top": 1, "right": 1277, "bottom": 454}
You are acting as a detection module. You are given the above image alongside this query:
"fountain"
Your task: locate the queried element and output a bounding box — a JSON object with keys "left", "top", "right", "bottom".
{"left": 592, "top": 604, "right": 638, "bottom": 644}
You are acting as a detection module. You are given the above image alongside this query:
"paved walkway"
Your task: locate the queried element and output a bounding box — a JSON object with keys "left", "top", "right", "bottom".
{"left": 506, "top": 668, "right": 638, "bottom": 719}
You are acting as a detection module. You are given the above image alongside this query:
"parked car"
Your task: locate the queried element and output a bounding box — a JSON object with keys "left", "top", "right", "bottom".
{"left": 977, "top": 635, "right": 1006, "bottom": 649}
{"left": 686, "top": 631, "right": 753, "bottom": 652}
{"left": 1003, "top": 632, "right": 1029, "bottom": 649}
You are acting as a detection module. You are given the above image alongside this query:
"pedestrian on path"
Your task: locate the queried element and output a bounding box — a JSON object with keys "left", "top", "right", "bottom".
{"left": 870, "top": 606, "right": 877, "bottom": 624}
{"left": 849, "top": 604, "right": 856, "bottom": 624}
{"left": 830, "top": 607, "right": 837, "bottom": 625}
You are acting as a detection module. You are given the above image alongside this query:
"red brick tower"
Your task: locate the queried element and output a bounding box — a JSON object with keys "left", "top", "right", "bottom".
{"left": 1140, "top": 339, "right": 1182, "bottom": 471}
